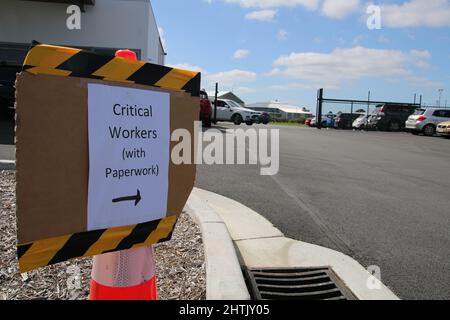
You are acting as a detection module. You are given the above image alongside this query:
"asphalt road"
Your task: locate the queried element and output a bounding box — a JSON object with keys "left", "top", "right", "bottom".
{"left": 195, "top": 123, "right": 450, "bottom": 300}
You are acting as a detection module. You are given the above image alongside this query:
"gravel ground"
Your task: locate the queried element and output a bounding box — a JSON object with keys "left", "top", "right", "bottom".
{"left": 0, "top": 170, "right": 206, "bottom": 300}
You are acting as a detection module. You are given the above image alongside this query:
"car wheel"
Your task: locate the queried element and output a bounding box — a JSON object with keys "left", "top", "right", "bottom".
{"left": 233, "top": 114, "right": 243, "bottom": 125}
{"left": 422, "top": 124, "right": 436, "bottom": 136}
{"left": 246, "top": 121, "right": 253, "bottom": 126}
{"left": 388, "top": 121, "right": 401, "bottom": 131}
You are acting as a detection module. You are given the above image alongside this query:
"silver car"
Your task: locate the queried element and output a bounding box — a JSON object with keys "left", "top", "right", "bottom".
{"left": 405, "top": 108, "right": 450, "bottom": 136}
{"left": 352, "top": 114, "right": 369, "bottom": 130}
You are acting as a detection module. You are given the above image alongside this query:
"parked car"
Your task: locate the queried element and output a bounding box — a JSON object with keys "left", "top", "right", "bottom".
{"left": 405, "top": 108, "right": 450, "bottom": 136}
{"left": 310, "top": 116, "right": 324, "bottom": 127}
{"left": 352, "top": 114, "right": 370, "bottom": 130}
{"left": 199, "top": 89, "right": 212, "bottom": 127}
{"left": 213, "top": 99, "right": 260, "bottom": 125}
{"left": 436, "top": 121, "right": 450, "bottom": 138}
{"left": 323, "top": 115, "right": 335, "bottom": 128}
{"left": 334, "top": 113, "right": 364, "bottom": 129}
{"left": 257, "top": 112, "right": 270, "bottom": 125}
{"left": 369, "top": 103, "right": 418, "bottom": 131}
{"left": 0, "top": 64, "right": 21, "bottom": 119}
{"left": 310, "top": 115, "right": 335, "bottom": 128}
{"left": 305, "top": 118, "right": 313, "bottom": 126}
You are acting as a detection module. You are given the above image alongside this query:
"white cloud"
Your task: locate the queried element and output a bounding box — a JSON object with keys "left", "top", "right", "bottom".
{"left": 409, "top": 49, "right": 432, "bottom": 60}
{"left": 270, "top": 46, "right": 437, "bottom": 88}
{"left": 168, "top": 63, "right": 205, "bottom": 73}
{"left": 245, "top": 9, "right": 277, "bottom": 21}
{"left": 225, "top": 0, "right": 319, "bottom": 10}
{"left": 158, "top": 27, "right": 166, "bottom": 50}
{"left": 408, "top": 50, "right": 432, "bottom": 68}
{"left": 277, "top": 29, "right": 288, "bottom": 40}
{"left": 205, "top": 69, "right": 257, "bottom": 86}
{"left": 322, "top": 0, "right": 360, "bottom": 19}
{"left": 380, "top": 0, "right": 450, "bottom": 28}
{"left": 233, "top": 49, "right": 250, "bottom": 59}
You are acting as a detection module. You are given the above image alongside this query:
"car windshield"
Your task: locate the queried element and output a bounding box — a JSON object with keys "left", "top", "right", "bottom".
{"left": 226, "top": 100, "right": 242, "bottom": 109}
{"left": 413, "top": 109, "right": 425, "bottom": 115}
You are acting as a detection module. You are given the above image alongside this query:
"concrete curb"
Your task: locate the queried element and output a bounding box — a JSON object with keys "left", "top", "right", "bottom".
{"left": 188, "top": 187, "right": 399, "bottom": 300}
{"left": 0, "top": 160, "right": 15, "bottom": 171}
{"left": 186, "top": 191, "right": 250, "bottom": 300}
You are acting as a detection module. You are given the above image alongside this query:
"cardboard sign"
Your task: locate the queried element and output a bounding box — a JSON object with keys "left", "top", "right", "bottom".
{"left": 15, "top": 44, "right": 200, "bottom": 272}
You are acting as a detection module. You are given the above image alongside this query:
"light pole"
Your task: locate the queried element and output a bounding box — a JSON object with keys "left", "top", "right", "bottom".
{"left": 438, "top": 89, "right": 444, "bottom": 107}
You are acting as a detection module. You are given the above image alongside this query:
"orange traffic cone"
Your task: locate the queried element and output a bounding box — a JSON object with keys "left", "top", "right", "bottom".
{"left": 89, "top": 49, "right": 158, "bottom": 300}
{"left": 90, "top": 247, "right": 157, "bottom": 300}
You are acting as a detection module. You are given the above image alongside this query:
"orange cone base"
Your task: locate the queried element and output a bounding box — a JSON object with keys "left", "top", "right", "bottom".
{"left": 89, "top": 276, "right": 158, "bottom": 300}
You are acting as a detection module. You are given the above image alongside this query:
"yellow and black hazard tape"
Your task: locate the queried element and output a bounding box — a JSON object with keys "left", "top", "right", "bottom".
{"left": 22, "top": 44, "right": 201, "bottom": 96}
{"left": 17, "top": 215, "right": 178, "bottom": 273}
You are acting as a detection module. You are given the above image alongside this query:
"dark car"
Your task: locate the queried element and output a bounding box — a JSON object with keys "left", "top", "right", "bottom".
{"left": 258, "top": 112, "right": 270, "bottom": 125}
{"left": 0, "top": 64, "right": 21, "bottom": 119}
{"left": 334, "top": 113, "right": 363, "bottom": 129}
{"left": 199, "top": 89, "right": 212, "bottom": 127}
{"left": 369, "top": 103, "right": 418, "bottom": 131}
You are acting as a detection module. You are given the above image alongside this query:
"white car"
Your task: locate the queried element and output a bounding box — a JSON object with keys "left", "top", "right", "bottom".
{"left": 352, "top": 114, "right": 370, "bottom": 130}
{"left": 211, "top": 99, "right": 261, "bottom": 125}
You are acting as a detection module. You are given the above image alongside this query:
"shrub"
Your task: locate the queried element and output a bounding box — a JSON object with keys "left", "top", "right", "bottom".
{"left": 288, "top": 117, "right": 306, "bottom": 124}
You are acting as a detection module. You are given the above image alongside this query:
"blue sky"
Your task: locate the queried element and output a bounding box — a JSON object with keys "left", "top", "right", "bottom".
{"left": 152, "top": 0, "right": 450, "bottom": 113}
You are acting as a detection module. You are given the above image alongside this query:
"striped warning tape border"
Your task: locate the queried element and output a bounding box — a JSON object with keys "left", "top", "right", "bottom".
{"left": 18, "top": 215, "right": 178, "bottom": 273}
{"left": 22, "top": 44, "right": 201, "bottom": 96}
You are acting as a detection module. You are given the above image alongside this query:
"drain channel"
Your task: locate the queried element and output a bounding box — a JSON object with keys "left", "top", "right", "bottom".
{"left": 244, "top": 267, "right": 357, "bottom": 300}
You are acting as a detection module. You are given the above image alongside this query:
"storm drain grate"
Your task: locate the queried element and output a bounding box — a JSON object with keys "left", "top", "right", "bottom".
{"left": 244, "top": 267, "right": 357, "bottom": 300}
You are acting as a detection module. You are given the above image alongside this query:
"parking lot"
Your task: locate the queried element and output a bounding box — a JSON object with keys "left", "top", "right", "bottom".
{"left": 196, "top": 124, "right": 450, "bottom": 300}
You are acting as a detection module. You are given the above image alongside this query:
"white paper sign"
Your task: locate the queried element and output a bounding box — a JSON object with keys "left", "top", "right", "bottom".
{"left": 87, "top": 84, "right": 170, "bottom": 231}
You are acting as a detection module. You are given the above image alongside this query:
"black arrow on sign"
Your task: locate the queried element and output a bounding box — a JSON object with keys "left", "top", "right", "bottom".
{"left": 112, "top": 189, "right": 141, "bottom": 206}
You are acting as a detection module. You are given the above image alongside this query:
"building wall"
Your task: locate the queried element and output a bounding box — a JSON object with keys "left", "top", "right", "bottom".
{"left": 0, "top": 0, "right": 162, "bottom": 63}
{"left": 157, "top": 39, "right": 165, "bottom": 65}
{"left": 149, "top": 3, "right": 166, "bottom": 65}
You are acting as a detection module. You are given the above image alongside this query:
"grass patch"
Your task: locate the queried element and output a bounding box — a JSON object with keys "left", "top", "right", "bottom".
{"left": 271, "top": 121, "right": 307, "bottom": 127}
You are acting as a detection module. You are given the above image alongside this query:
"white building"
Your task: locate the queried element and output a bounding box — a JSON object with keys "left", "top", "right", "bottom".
{"left": 247, "top": 101, "right": 312, "bottom": 120}
{"left": 0, "top": 0, "right": 165, "bottom": 65}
